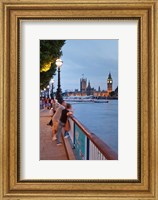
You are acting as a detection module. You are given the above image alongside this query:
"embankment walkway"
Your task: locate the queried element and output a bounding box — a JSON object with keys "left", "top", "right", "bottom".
{"left": 40, "top": 109, "right": 68, "bottom": 160}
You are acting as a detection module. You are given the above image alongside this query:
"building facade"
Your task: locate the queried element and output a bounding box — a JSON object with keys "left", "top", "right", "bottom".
{"left": 107, "top": 73, "right": 113, "bottom": 93}
{"left": 80, "top": 78, "right": 87, "bottom": 95}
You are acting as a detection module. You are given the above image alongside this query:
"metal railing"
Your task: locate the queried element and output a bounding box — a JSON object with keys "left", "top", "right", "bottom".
{"left": 68, "top": 116, "right": 118, "bottom": 160}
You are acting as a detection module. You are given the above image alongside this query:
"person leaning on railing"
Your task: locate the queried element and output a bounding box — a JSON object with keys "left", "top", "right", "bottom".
{"left": 51, "top": 100, "right": 67, "bottom": 141}
{"left": 56, "top": 103, "right": 73, "bottom": 146}
{"left": 64, "top": 106, "right": 74, "bottom": 138}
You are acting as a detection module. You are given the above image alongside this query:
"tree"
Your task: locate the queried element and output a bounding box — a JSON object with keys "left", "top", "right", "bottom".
{"left": 40, "top": 40, "right": 65, "bottom": 89}
{"left": 109, "top": 91, "right": 115, "bottom": 97}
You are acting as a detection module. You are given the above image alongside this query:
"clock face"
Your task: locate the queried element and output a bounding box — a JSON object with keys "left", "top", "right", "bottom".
{"left": 107, "top": 80, "right": 112, "bottom": 83}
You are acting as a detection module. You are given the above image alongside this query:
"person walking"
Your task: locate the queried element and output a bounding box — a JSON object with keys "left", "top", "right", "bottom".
{"left": 56, "top": 103, "right": 73, "bottom": 145}
{"left": 52, "top": 100, "right": 66, "bottom": 141}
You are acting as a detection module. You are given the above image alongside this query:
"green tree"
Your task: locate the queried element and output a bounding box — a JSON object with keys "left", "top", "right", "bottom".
{"left": 109, "top": 91, "right": 115, "bottom": 97}
{"left": 40, "top": 40, "right": 65, "bottom": 89}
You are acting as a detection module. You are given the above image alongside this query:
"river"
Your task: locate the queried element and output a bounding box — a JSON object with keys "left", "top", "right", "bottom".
{"left": 72, "top": 100, "right": 118, "bottom": 153}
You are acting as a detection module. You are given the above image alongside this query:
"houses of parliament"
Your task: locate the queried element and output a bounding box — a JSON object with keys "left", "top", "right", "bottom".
{"left": 65, "top": 73, "right": 118, "bottom": 98}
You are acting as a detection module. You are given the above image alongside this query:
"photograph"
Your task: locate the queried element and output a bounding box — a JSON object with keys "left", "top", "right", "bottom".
{"left": 40, "top": 40, "right": 118, "bottom": 160}
{"left": 1, "top": 0, "right": 157, "bottom": 199}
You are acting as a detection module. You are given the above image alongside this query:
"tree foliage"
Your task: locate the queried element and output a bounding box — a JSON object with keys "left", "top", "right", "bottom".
{"left": 109, "top": 91, "right": 115, "bottom": 97}
{"left": 40, "top": 40, "right": 65, "bottom": 89}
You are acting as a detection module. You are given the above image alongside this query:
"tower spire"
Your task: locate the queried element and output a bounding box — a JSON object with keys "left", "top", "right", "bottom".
{"left": 108, "top": 72, "right": 112, "bottom": 79}
{"left": 107, "top": 73, "right": 113, "bottom": 93}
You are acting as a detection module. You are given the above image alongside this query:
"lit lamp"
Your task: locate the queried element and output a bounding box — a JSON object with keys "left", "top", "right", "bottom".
{"left": 55, "top": 58, "right": 63, "bottom": 103}
{"left": 40, "top": 90, "right": 43, "bottom": 97}
{"left": 50, "top": 78, "right": 54, "bottom": 99}
{"left": 44, "top": 88, "right": 46, "bottom": 98}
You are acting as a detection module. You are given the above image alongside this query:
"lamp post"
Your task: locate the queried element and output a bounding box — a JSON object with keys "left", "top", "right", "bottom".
{"left": 50, "top": 78, "right": 54, "bottom": 99}
{"left": 47, "top": 85, "right": 50, "bottom": 98}
{"left": 55, "top": 58, "right": 63, "bottom": 103}
{"left": 44, "top": 88, "right": 46, "bottom": 98}
{"left": 40, "top": 90, "right": 44, "bottom": 98}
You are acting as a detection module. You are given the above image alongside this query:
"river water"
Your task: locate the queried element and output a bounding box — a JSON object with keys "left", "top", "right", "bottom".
{"left": 72, "top": 100, "right": 118, "bottom": 153}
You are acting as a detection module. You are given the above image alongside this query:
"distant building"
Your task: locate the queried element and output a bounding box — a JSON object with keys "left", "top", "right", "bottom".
{"left": 107, "top": 73, "right": 113, "bottom": 93}
{"left": 94, "top": 73, "right": 113, "bottom": 97}
{"left": 65, "top": 73, "right": 117, "bottom": 98}
{"left": 86, "top": 81, "right": 95, "bottom": 96}
{"left": 80, "top": 77, "right": 87, "bottom": 95}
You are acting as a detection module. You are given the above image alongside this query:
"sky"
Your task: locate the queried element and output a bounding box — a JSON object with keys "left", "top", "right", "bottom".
{"left": 53, "top": 40, "right": 118, "bottom": 92}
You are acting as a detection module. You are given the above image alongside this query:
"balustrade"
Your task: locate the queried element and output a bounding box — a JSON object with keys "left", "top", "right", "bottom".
{"left": 68, "top": 116, "right": 118, "bottom": 160}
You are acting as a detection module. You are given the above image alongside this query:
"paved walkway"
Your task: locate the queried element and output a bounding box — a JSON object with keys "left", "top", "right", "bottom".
{"left": 40, "top": 109, "right": 68, "bottom": 160}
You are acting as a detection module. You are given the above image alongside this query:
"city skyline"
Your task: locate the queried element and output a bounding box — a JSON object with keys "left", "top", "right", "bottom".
{"left": 53, "top": 40, "right": 118, "bottom": 92}
{"left": 64, "top": 73, "right": 115, "bottom": 93}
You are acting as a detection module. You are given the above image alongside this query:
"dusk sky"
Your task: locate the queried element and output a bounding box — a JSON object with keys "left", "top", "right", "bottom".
{"left": 53, "top": 40, "right": 118, "bottom": 92}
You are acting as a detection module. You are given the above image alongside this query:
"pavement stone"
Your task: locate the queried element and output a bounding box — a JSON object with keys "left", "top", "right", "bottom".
{"left": 40, "top": 109, "right": 68, "bottom": 160}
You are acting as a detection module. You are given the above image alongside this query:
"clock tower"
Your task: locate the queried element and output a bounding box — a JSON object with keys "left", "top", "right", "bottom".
{"left": 107, "top": 73, "right": 113, "bottom": 93}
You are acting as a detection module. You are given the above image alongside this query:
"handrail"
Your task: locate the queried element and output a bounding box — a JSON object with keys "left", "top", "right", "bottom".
{"left": 69, "top": 115, "right": 118, "bottom": 160}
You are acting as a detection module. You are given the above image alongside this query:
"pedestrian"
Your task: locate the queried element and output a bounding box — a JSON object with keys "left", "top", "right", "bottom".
{"left": 52, "top": 98, "right": 60, "bottom": 113}
{"left": 47, "top": 98, "right": 56, "bottom": 126}
{"left": 52, "top": 100, "right": 67, "bottom": 141}
{"left": 50, "top": 98, "right": 54, "bottom": 108}
{"left": 40, "top": 98, "right": 43, "bottom": 109}
{"left": 48, "top": 98, "right": 51, "bottom": 109}
{"left": 64, "top": 105, "right": 74, "bottom": 138}
{"left": 56, "top": 103, "right": 73, "bottom": 145}
{"left": 46, "top": 107, "right": 54, "bottom": 126}
{"left": 44, "top": 98, "right": 47, "bottom": 109}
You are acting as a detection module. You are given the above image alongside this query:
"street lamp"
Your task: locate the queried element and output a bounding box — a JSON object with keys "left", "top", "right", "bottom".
{"left": 55, "top": 58, "right": 63, "bottom": 103}
{"left": 47, "top": 85, "right": 50, "bottom": 98}
{"left": 44, "top": 88, "right": 46, "bottom": 98}
{"left": 40, "top": 90, "right": 43, "bottom": 97}
{"left": 50, "top": 78, "right": 54, "bottom": 99}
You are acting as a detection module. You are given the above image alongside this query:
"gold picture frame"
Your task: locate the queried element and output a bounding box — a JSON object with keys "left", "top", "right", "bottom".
{"left": 0, "top": 0, "right": 158, "bottom": 199}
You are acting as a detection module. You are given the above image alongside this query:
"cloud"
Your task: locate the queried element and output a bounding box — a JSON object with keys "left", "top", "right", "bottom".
{"left": 57, "top": 40, "right": 118, "bottom": 91}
